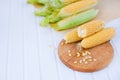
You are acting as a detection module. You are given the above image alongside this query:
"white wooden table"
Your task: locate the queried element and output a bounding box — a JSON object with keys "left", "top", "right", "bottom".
{"left": 0, "top": 0, "right": 120, "bottom": 80}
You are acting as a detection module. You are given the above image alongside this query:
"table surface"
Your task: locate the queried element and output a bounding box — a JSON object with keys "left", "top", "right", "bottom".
{"left": 0, "top": 0, "right": 120, "bottom": 80}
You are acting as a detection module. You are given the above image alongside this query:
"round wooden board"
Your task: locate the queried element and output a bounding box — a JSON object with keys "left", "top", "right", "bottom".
{"left": 58, "top": 40, "right": 114, "bottom": 72}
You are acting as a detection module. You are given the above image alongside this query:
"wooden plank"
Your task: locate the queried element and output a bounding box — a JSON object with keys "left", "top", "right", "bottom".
{"left": 23, "top": 1, "right": 41, "bottom": 80}
{"left": 7, "top": 0, "right": 24, "bottom": 80}
{"left": 36, "top": 18, "right": 59, "bottom": 80}
{"left": 51, "top": 30, "right": 76, "bottom": 80}
{"left": 0, "top": 0, "right": 10, "bottom": 80}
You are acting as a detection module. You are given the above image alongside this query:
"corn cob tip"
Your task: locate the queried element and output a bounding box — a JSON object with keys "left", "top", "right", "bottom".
{"left": 77, "top": 20, "right": 104, "bottom": 38}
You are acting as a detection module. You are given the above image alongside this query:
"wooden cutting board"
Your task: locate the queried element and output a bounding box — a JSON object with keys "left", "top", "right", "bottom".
{"left": 96, "top": 0, "right": 120, "bottom": 22}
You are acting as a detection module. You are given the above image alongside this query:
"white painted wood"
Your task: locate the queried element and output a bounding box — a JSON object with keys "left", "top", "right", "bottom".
{"left": 106, "top": 19, "right": 120, "bottom": 80}
{"left": 6, "top": 0, "right": 25, "bottom": 80}
{"left": 51, "top": 30, "right": 75, "bottom": 80}
{"left": 0, "top": 0, "right": 120, "bottom": 80}
{"left": 35, "top": 18, "right": 60, "bottom": 80}
{"left": 23, "top": 1, "right": 41, "bottom": 80}
{"left": 0, "top": 0, "right": 10, "bottom": 80}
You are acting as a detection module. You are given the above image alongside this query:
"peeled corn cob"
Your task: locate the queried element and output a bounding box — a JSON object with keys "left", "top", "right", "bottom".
{"left": 81, "top": 28, "right": 115, "bottom": 48}
{"left": 64, "top": 20, "right": 104, "bottom": 43}
{"left": 77, "top": 20, "right": 104, "bottom": 38}
{"left": 64, "top": 29, "right": 82, "bottom": 43}
{"left": 49, "top": 0, "right": 97, "bottom": 23}
{"left": 53, "top": 9, "right": 98, "bottom": 31}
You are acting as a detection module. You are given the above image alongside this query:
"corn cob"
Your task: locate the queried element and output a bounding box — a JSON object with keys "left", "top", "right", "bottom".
{"left": 77, "top": 20, "right": 104, "bottom": 38}
{"left": 53, "top": 9, "right": 98, "bottom": 31}
{"left": 49, "top": 0, "right": 97, "bottom": 23}
{"left": 81, "top": 28, "right": 115, "bottom": 48}
{"left": 64, "top": 29, "right": 82, "bottom": 43}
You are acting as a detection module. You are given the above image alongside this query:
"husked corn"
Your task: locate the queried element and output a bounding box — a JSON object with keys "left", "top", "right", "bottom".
{"left": 81, "top": 28, "right": 115, "bottom": 48}
{"left": 64, "top": 29, "right": 82, "bottom": 43}
{"left": 58, "top": 0, "right": 97, "bottom": 17}
{"left": 77, "top": 20, "right": 104, "bottom": 38}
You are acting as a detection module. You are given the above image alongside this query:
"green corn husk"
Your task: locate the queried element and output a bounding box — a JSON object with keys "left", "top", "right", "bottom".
{"left": 27, "top": 0, "right": 49, "bottom": 4}
{"left": 52, "top": 9, "right": 98, "bottom": 31}
{"left": 49, "top": 0, "right": 97, "bottom": 23}
{"left": 59, "top": 0, "right": 79, "bottom": 5}
{"left": 27, "top": 0, "right": 37, "bottom": 4}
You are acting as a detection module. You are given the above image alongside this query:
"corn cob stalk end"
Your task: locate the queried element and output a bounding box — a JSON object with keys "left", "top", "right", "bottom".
{"left": 64, "top": 29, "right": 82, "bottom": 43}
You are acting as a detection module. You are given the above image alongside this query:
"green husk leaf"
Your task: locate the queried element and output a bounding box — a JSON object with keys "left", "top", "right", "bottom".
{"left": 49, "top": 0, "right": 97, "bottom": 23}
{"left": 37, "top": 0, "right": 49, "bottom": 4}
{"left": 40, "top": 17, "right": 50, "bottom": 26}
{"left": 53, "top": 9, "right": 98, "bottom": 31}
{"left": 35, "top": 5, "right": 53, "bottom": 17}
{"left": 49, "top": 0, "right": 63, "bottom": 9}
{"left": 27, "top": 0, "right": 37, "bottom": 4}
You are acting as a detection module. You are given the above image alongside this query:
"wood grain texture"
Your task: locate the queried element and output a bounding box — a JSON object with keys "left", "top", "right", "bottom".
{"left": 58, "top": 40, "right": 113, "bottom": 72}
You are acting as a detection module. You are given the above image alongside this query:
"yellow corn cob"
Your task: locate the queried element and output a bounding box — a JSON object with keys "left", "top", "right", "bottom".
{"left": 81, "top": 28, "right": 115, "bottom": 48}
{"left": 64, "top": 29, "right": 82, "bottom": 43}
{"left": 77, "top": 20, "right": 104, "bottom": 38}
{"left": 59, "top": 0, "right": 97, "bottom": 17}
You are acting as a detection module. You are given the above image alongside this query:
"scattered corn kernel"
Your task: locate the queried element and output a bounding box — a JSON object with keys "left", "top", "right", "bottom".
{"left": 82, "top": 51, "right": 88, "bottom": 56}
{"left": 68, "top": 53, "right": 72, "bottom": 57}
{"left": 68, "top": 50, "right": 71, "bottom": 53}
{"left": 61, "top": 42, "right": 64, "bottom": 46}
{"left": 88, "top": 59, "right": 92, "bottom": 62}
{"left": 83, "top": 59, "right": 86, "bottom": 62}
{"left": 79, "top": 60, "right": 82, "bottom": 64}
{"left": 93, "top": 59, "right": 97, "bottom": 61}
{"left": 74, "top": 61, "right": 77, "bottom": 64}
{"left": 85, "top": 61, "right": 88, "bottom": 64}
{"left": 87, "top": 51, "right": 91, "bottom": 55}
{"left": 76, "top": 52, "right": 80, "bottom": 57}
